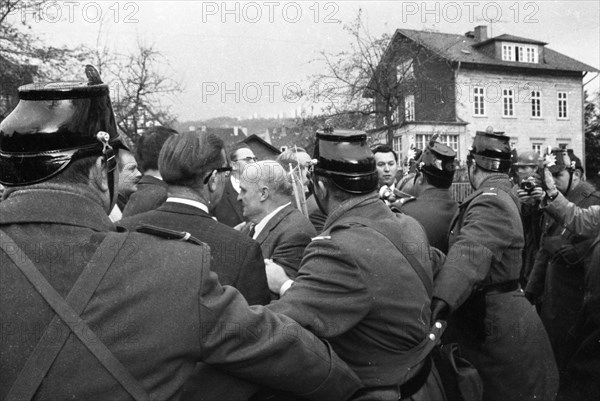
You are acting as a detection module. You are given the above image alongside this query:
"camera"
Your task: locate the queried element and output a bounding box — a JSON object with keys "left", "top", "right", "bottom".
{"left": 519, "top": 176, "right": 538, "bottom": 194}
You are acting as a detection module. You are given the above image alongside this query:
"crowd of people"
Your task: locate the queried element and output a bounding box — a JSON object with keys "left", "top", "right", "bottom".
{"left": 1, "top": 66, "right": 599, "bottom": 401}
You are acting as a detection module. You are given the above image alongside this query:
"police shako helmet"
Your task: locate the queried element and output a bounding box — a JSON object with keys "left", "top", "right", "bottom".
{"left": 546, "top": 147, "right": 576, "bottom": 175}
{"left": 468, "top": 127, "right": 512, "bottom": 173}
{"left": 0, "top": 65, "right": 123, "bottom": 186}
{"left": 417, "top": 135, "right": 456, "bottom": 183}
{"left": 513, "top": 150, "right": 541, "bottom": 167}
{"left": 312, "top": 127, "right": 378, "bottom": 194}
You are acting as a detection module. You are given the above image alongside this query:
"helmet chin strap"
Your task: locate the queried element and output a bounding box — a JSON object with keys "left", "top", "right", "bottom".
{"left": 96, "top": 131, "right": 118, "bottom": 208}
{"left": 467, "top": 158, "right": 477, "bottom": 190}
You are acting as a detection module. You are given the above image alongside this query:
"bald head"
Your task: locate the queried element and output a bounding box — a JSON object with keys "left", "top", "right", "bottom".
{"left": 238, "top": 160, "right": 294, "bottom": 223}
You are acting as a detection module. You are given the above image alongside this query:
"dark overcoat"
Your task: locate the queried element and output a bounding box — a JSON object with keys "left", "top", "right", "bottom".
{"left": 121, "top": 174, "right": 168, "bottom": 217}
{"left": 0, "top": 187, "right": 361, "bottom": 401}
{"left": 393, "top": 187, "right": 458, "bottom": 254}
{"left": 526, "top": 181, "right": 600, "bottom": 366}
{"left": 255, "top": 204, "right": 316, "bottom": 279}
{"left": 213, "top": 178, "right": 245, "bottom": 227}
{"left": 433, "top": 175, "right": 559, "bottom": 401}
{"left": 119, "top": 201, "right": 270, "bottom": 306}
{"left": 268, "top": 193, "right": 445, "bottom": 400}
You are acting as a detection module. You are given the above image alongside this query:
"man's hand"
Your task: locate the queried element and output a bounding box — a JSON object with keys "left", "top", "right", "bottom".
{"left": 516, "top": 186, "right": 544, "bottom": 205}
{"left": 265, "top": 259, "right": 292, "bottom": 294}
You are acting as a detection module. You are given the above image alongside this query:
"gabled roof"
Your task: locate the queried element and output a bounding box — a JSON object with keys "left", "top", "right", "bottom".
{"left": 241, "top": 134, "right": 281, "bottom": 154}
{"left": 393, "top": 28, "right": 598, "bottom": 73}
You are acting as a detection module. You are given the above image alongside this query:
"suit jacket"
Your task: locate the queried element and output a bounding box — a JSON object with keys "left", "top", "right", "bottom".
{"left": 119, "top": 201, "right": 270, "bottom": 306}
{"left": 122, "top": 175, "right": 168, "bottom": 218}
{"left": 0, "top": 186, "right": 361, "bottom": 401}
{"left": 268, "top": 194, "right": 439, "bottom": 394}
{"left": 213, "top": 178, "right": 244, "bottom": 227}
{"left": 255, "top": 204, "right": 316, "bottom": 279}
{"left": 393, "top": 187, "right": 458, "bottom": 254}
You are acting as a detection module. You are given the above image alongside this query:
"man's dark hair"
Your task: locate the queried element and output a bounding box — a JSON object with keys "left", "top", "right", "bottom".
{"left": 159, "top": 131, "right": 225, "bottom": 187}
{"left": 371, "top": 145, "right": 397, "bottom": 161}
{"left": 135, "top": 126, "right": 178, "bottom": 172}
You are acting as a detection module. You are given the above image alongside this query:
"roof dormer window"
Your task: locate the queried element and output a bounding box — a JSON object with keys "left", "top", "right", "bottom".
{"left": 502, "top": 42, "right": 538, "bottom": 63}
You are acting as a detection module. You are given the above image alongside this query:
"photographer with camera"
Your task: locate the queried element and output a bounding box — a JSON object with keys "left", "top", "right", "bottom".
{"left": 513, "top": 150, "right": 544, "bottom": 286}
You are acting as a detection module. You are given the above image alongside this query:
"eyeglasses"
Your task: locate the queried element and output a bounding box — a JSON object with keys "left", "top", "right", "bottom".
{"left": 204, "top": 166, "right": 232, "bottom": 184}
{"left": 234, "top": 156, "right": 257, "bottom": 163}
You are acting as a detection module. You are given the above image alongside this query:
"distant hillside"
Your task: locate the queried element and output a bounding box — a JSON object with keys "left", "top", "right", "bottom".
{"left": 175, "top": 117, "right": 293, "bottom": 136}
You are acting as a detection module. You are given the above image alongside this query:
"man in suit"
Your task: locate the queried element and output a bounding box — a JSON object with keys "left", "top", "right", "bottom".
{"left": 392, "top": 136, "right": 458, "bottom": 254}
{"left": 213, "top": 145, "right": 257, "bottom": 227}
{"left": 264, "top": 129, "right": 444, "bottom": 400}
{"left": 0, "top": 70, "right": 361, "bottom": 401}
{"left": 238, "top": 160, "right": 316, "bottom": 280}
{"left": 109, "top": 148, "right": 142, "bottom": 222}
{"left": 119, "top": 130, "right": 270, "bottom": 306}
{"left": 431, "top": 129, "right": 558, "bottom": 401}
{"left": 122, "top": 126, "right": 177, "bottom": 218}
{"left": 276, "top": 147, "right": 327, "bottom": 234}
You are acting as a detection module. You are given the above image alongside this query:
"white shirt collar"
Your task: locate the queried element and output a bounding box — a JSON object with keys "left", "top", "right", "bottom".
{"left": 166, "top": 197, "right": 210, "bottom": 215}
{"left": 230, "top": 175, "right": 241, "bottom": 193}
{"left": 253, "top": 202, "right": 291, "bottom": 240}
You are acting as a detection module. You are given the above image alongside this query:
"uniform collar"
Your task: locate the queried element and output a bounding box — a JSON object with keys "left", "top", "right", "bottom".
{"left": 0, "top": 185, "right": 115, "bottom": 232}
{"left": 323, "top": 192, "right": 380, "bottom": 230}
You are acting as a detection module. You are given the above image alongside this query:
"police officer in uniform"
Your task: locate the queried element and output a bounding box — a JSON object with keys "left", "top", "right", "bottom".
{"left": 431, "top": 129, "right": 558, "bottom": 401}
{"left": 265, "top": 128, "right": 445, "bottom": 401}
{"left": 391, "top": 135, "right": 458, "bottom": 254}
{"left": 525, "top": 147, "right": 600, "bottom": 369}
{"left": 0, "top": 67, "right": 361, "bottom": 401}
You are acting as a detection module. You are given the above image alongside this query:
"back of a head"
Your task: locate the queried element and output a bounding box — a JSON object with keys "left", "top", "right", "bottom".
{"left": 418, "top": 138, "right": 456, "bottom": 189}
{"left": 135, "top": 126, "right": 178, "bottom": 173}
{"left": 159, "top": 131, "right": 224, "bottom": 186}
{"left": 468, "top": 128, "right": 512, "bottom": 174}
{"left": 276, "top": 147, "right": 308, "bottom": 170}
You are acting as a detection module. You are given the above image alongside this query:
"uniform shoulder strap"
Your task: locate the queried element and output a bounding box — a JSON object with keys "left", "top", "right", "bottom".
{"left": 0, "top": 231, "right": 150, "bottom": 401}
{"left": 333, "top": 216, "right": 433, "bottom": 297}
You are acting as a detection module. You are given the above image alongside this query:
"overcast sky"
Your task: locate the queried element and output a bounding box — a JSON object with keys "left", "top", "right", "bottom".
{"left": 22, "top": 0, "right": 600, "bottom": 121}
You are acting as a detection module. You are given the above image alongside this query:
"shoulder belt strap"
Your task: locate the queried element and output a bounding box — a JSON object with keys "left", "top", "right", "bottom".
{"left": 333, "top": 216, "right": 432, "bottom": 297}
{"left": 137, "top": 224, "right": 204, "bottom": 246}
{"left": 0, "top": 231, "right": 150, "bottom": 401}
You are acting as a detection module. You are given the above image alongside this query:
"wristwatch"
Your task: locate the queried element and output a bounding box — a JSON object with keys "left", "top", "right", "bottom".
{"left": 547, "top": 186, "right": 559, "bottom": 201}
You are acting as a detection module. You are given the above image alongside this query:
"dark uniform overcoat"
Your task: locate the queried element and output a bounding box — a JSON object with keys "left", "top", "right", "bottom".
{"left": 213, "top": 178, "right": 245, "bottom": 227}
{"left": 0, "top": 186, "right": 361, "bottom": 401}
{"left": 544, "top": 193, "right": 600, "bottom": 401}
{"left": 393, "top": 187, "right": 458, "bottom": 254}
{"left": 268, "top": 193, "right": 445, "bottom": 401}
{"left": 433, "top": 175, "right": 559, "bottom": 401}
{"left": 526, "top": 181, "right": 600, "bottom": 366}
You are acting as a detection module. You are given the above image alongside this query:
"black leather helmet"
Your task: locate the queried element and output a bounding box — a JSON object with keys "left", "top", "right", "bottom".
{"left": 418, "top": 135, "right": 456, "bottom": 184}
{"left": 312, "top": 128, "right": 378, "bottom": 194}
{"left": 547, "top": 147, "right": 576, "bottom": 174}
{"left": 0, "top": 65, "right": 122, "bottom": 186}
{"left": 468, "top": 127, "right": 512, "bottom": 173}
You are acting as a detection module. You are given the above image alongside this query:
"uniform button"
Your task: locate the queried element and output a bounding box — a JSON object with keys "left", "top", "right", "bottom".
{"left": 429, "top": 333, "right": 436, "bottom": 341}
{"left": 435, "top": 322, "right": 442, "bottom": 329}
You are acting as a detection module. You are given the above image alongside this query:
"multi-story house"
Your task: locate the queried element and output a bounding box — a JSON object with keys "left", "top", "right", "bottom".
{"left": 367, "top": 25, "right": 598, "bottom": 168}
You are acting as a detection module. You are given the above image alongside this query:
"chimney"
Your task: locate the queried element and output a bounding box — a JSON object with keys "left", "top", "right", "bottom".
{"left": 464, "top": 30, "right": 474, "bottom": 39}
{"left": 474, "top": 25, "right": 488, "bottom": 42}
{"left": 233, "top": 126, "right": 239, "bottom": 136}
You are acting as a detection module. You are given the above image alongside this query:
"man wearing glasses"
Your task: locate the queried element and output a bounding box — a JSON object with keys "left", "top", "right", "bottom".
{"left": 214, "top": 145, "right": 258, "bottom": 227}
{"left": 119, "top": 132, "right": 270, "bottom": 306}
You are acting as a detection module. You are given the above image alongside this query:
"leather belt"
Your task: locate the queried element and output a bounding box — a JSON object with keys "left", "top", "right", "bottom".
{"left": 399, "top": 356, "right": 432, "bottom": 400}
{"left": 483, "top": 280, "right": 520, "bottom": 295}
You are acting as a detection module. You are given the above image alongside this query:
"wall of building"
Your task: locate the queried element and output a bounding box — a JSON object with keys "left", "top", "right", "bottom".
{"left": 455, "top": 68, "right": 584, "bottom": 162}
